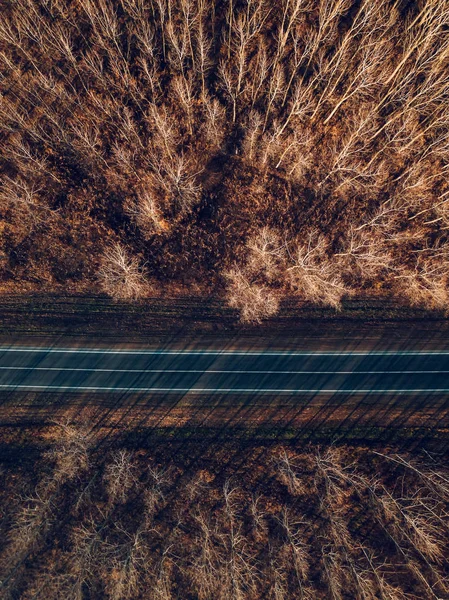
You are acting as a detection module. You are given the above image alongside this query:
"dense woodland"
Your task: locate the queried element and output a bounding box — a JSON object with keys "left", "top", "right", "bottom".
{"left": 1, "top": 0, "right": 449, "bottom": 320}
{"left": 1, "top": 424, "right": 449, "bottom": 599}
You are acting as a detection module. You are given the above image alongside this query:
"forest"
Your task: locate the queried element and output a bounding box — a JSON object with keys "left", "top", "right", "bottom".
{"left": 2, "top": 3, "right": 449, "bottom": 597}
{"left": 0, "top": 0, "right": 448, "bottom": 320}
{"left": 1, "top": 423, "right": 449, "bottom": 599}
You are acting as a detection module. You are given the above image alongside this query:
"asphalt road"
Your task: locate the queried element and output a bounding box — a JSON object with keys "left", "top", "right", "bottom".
{"left": 1, "top": 346, "right": 449, "bottom": 395}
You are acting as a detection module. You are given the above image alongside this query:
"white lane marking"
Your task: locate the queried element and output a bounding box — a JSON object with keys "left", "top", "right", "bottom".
{"left": 0, "top": 367, "right": 448, "bottom": 374}
{"left": 1, "top": 347, "right": 449, "bottom": 356}
{"left": 0, "top": 385, "right": 448, "bottom": 394}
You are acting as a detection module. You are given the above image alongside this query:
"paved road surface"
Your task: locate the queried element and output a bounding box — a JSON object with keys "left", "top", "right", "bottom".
{"left": 1, "top": 346, "right": 449, "bottom": 394}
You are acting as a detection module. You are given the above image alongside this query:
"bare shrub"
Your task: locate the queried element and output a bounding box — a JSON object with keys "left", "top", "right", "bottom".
{"left": 97, "top": 243, "right": 147, "bottom": 300}
{"left": 225, "top": 267, "right": 280, "bottom": 323}
{"left": 46, "top": 420, "right": 92, "bottom": 483}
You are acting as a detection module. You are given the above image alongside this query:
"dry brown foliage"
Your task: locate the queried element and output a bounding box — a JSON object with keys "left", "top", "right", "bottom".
{"left": 1, "top": 0, "right": 449, "bottom": 315}
{"left": 1, "top": 434, "right": 449, "bottom": 600}
{"left": 98, "top": 243, "right": 147, "bottom": 300}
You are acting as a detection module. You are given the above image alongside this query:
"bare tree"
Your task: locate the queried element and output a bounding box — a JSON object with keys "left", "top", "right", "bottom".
{"left": 242, "top": 110, "right": 264, "bottom": 162}
{"left": 286, "top": 231, "right": 347, "bottom": 308}
{"left": 68, "top": 517, "right": 106, "bottom": 599}
{"left": 250, "top": 494, "right": 268, "bottom": 542}
{"left": 221, "top": 480, "right": 258, "bottom": 599}
{"left": 103, "top": 526, "right": 146, "bottom": 600}
{"left": 276, "top": 450, "right": 307, "bottom": 496}
{"left": 191, "top": 510, "right": 223, "bottom": 599}
{"left": 6, "top": 490, "right": 54, "bottom": 564}
{"left": 0, "top": 177, "right": 45, "bottom": 227}
{"left": 172, "top": 73, "right": 196, "bottom": 134}
{"left": 277, "top": 508, "right": 311, "bottom": 597}
{"left": 336, "top": 224, "right": 394, "bottom": 282}
{"left": 201, "top": 93, "right": 226, "bottom": 149}
{"left": 103, "top": 450, "right": 137, "bottom": 505}
{"left": 246, "top": 227, "right": 285, "bottom": 281}
{"left": 144, "top": 465, "right": 172, "bottom": 524}
{"left": 126, "top": 186, "right": 168, "bottom": 238}
{"left": 393, "top": 258, "right": 449, "bottom": 310}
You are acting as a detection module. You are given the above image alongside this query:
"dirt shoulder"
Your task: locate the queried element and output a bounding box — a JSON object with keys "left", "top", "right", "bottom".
{"left": 0, "top": 294, "right": 448, "bottom": 351}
